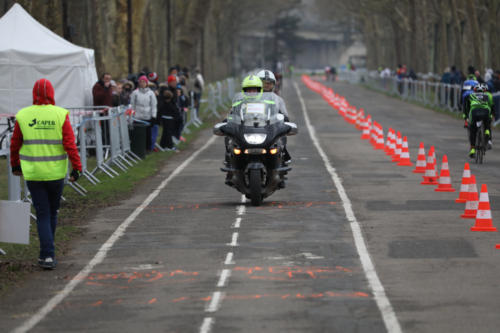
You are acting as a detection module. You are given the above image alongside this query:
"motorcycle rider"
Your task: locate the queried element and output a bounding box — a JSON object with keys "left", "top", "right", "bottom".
{"left": 256, "top": 69, "right": 292, "bottom": 164}
{"left": 468, "top": 83, "right": 494, "bottom": 158}
{"left": 223, "top": 75, "right": 266, "bottom": 184}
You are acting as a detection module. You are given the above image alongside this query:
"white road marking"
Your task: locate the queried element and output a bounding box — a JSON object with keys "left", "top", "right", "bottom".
{"left": 199, "top": 176, "right": 246, "bottom": 333}
{"left": 224, "top": 252, "right": 235, "bottom": 265}
{"left": 232, "top": 217, "right": 242, "bottom": 228}
{"left": 12, "top": 136, "right": 218, "bottom": 333}
{"left": 293, "top": 81, "right": 402, "bottom": 333}
{"left": 199, "top": 317, "right": 215, "bottom": 333}
{"left": 205, "top": 291, "right": 224, "bottom": 312}
{"left": 227, "top": 232, "right": 239, "bottom": 246}
{"left": 217, "top": 269, "right": 231, "bottom": 287}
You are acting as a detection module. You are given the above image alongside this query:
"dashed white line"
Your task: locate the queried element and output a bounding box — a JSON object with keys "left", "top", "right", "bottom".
{"left": 12, "top": 135, "right": 218, "bottom": 333}
{"left": 224, "top": 252, "right": 235, "bottom": 265}
{"left": 232, "top": 217, "right": 242, "bottom": 228}
{"left": 205, "top": 291, "right": 224, "bottom": 313}
{"left": 293, "top": 81, "right": 402, "bottom": 333}
{"left": 227, "top": 232, "right": 239, "bottom": 246}
{"left": 217, "top": 269, "right": 231, "bottom": 287}
{"left": 199, "top": 318, "right": 215, "bottom": 333}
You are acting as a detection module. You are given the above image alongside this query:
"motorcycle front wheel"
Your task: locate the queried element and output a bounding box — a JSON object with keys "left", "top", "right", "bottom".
{"left": 249, "top": 169, "right": 262, "bottom": 206}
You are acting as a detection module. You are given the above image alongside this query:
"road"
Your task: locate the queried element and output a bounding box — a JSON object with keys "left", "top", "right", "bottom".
{"left": 1, "top": 77, "right": 500, "bottom": 333}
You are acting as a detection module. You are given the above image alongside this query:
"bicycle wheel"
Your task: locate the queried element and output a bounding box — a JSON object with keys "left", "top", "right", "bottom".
{"left": 475, "top": 124, "right": 485, "bottom": 164}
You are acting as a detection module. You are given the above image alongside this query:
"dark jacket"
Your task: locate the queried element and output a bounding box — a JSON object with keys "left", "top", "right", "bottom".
{"left": 92, "top": 80, "right": 113, "bottom": 106}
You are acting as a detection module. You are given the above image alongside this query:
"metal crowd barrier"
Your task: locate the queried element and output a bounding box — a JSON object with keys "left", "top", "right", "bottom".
{"left": 1, "top": 76, "right": 238, "bottom": 248}
{"left": 337, "top": 70, "right": 468, "bottom": 113}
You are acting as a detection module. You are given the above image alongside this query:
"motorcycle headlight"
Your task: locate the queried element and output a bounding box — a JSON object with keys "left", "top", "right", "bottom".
{"left": 244, "top": 133, "right": 267, "bottom": 144}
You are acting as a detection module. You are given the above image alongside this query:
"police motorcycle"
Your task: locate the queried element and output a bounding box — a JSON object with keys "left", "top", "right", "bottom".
{"left": 213, "top": 91, "right": 297, "bottom": 206}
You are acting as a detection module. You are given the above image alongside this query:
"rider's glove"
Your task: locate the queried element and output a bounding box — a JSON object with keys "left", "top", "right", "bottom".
{"left": 70, "top": 169, "right": 80, "bottom": 182}
{"left": 464, "top": 120, "right": 468, "bottom": 128}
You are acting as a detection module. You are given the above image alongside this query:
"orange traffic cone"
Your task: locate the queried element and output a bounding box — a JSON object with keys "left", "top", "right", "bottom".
{"left": 392, "top": 131, "right": 402, "bottom": 162}
{"left": 385, "top": 128, "right": 394, "bottom": 155}
{"left": 387, "top": 129, "right": 396, "bottom": 156}
{"left": 412, "top": 142, "right": 427, "bottom": 173}
{"left": 461, "top": 175, "right": 478, "bottom": 218}
{"left": 435, "top": 155, "right": 455, "bottom": 192}
{"left": 374, "top": 123, "right": 384, "bottom": 150}
{"left": 370, "top": 121, "right": 377, "bottom": 147}
{"left": 361, "top": 115, "right": 371, "bottom": 140}
{"left": 471, "top": 184, "right": 497, "bottom": 232}
{"left": 421, "top": 146, "right": 438, "bottom": 185}
{"left": 355, "top": 109, "right": 364, "bottom": 130}
{"left": 397, "top": 136, "right": 413, "bottom": 166}
{"left": 455, "top": 163, "right": 471, "bottom": 203}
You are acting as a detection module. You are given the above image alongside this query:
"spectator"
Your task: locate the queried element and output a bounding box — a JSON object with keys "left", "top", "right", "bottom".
{"left": 111, "top": 80, "right": 123, "bottom": 107}
{"left": 10, "top": 78, "right": 82, "bottom": 270}
{"left": 450, "top": 66, "right": 462, "bottom": 85}
{"left": 130, "top": 75, "right": 157, "bottom": 152}
{"left": 120, "top": 80, "right": 135, "bottom": 105}
{"left": 474, "top": 70, "right": 485, "bottom": 84}
{"left": 157, "top": 86, "right": 179, "bottom": 150}
{"left": 441, "top": 67, "right": 451, "bottom": 84}
{"left": 193, "top": 67, "right": 204, "bottom": 115}
{"left": 92, "top": 73, "right": 113, "bottom": 107}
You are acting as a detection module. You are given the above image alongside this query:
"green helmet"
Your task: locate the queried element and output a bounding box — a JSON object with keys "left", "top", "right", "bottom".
{"left": 241, "top": 75, "right": 263, "bottom": 93}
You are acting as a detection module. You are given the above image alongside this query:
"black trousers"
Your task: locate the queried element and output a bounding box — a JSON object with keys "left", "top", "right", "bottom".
{"left": 469, "top": 108, "right": 491, "bottom": 146}
{"left": 160, "top": 118, "right": 175, "bottom": 148}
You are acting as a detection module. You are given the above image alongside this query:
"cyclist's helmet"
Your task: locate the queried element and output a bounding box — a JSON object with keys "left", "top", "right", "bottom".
{"left": 473, "top": 84, "right": 486, "bottom": 93}
{"left": 241, "top": 75, "right": 263, "bottom": 94}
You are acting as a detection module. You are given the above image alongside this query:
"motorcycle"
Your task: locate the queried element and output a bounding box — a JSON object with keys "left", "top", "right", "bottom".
{"left": 213, "top": 92, "right": 298, "bottom": 206}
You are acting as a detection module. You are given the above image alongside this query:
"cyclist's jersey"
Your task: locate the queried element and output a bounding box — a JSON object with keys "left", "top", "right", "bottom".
{"left": 461, "top": 79, "right": 478, "bottom": 105}
{"left": 469, "top": 91, "right": 493, "bottom": 114}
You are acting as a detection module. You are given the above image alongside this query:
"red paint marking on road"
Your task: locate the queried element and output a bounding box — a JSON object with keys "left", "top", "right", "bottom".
{"left": 172, "top": 296, "right": 189, "bottom": 303}
{"left": 148, "top": 298, "right": 157, "bottom": 304}
{"left": 91, "top": 300, "right": 103, "bottom": 307}
{"left": 200, "top": 296, "right": 212, "bottom": 302}
{"left": 114, "top": 299, "right": 123, "bottom": 304}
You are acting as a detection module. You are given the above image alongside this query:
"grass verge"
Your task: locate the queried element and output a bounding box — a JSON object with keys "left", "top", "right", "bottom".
{"left": 0, "top": 102, "right": 228, "bottom": 296}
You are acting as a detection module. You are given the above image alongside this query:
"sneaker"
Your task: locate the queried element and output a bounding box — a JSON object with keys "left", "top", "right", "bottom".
{"left": 469, "top": 148, "right": 476, "bottom": 159}
{"left": 487, "top": 140, "right": 492, "bottom": 150}
{"left": 39, "top": 257, "right": 57, "bottom": 270}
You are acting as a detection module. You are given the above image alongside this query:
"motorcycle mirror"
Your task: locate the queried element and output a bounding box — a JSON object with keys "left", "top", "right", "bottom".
{"left": 285, "top": 122, "right": 298, "bottom": 136}
{"left": 213, "top": 122, "right": 226, "bottom": 136}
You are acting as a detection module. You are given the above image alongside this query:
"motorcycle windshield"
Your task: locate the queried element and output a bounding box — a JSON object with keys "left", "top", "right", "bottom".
{"left": 228, "top": 92, "right": 282, "bottom": 126}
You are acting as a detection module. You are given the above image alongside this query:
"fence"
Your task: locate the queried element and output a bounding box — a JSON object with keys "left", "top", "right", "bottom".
{"left": 336, "top": 70, "right": 500, "bottom": 120}
{"left": 0, "top": 76, "right": 238, "bottom": 252}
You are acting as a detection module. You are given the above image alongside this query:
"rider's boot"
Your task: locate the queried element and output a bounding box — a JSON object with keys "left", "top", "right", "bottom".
{"left": 469, "top": 146, "right": 476, "bottom": 159}
{"left": 485, "top": 129, "right": 492, "bottom": 150}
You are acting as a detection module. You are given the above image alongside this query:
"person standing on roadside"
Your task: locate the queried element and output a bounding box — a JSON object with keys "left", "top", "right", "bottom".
{"left": 92, "top": 72, "right": 113, "bottom": 107}
{"left": 130, "top": 75, "right": 157, "bottom": 152}
{"left": 10, "top": 79, "right": 82, "bottom": 270}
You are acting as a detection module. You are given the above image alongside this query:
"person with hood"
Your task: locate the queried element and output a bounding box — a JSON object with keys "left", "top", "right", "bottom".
{"left": 130, "top": 75, "right": 157, "bottom": 152}
{"left": 10, "top": 79, "right": 82, "bottom": 270}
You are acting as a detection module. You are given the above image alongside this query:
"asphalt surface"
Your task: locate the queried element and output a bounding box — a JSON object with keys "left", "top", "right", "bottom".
{"left": 1, "top": 77, "right": 500, "bottom": 333}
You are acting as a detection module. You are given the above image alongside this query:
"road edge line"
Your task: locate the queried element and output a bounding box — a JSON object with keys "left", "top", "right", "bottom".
{"left": 293, "top": 80, "right": 402, "bottom": 333}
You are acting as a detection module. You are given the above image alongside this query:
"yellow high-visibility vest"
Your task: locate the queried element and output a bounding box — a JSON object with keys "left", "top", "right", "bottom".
{"left": 16, "top": 105, "right": 69, "bottom": 181}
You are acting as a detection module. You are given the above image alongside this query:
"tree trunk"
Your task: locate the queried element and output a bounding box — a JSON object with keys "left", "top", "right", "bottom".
{"left": 465, "top": 0, "right": 484, "bottom": 70}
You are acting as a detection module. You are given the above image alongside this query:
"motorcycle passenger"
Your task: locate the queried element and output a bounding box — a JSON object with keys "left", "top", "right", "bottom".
{"left": 461, "top": 74, "right": 479, "bottom": 127}
{"left": 468, "top": 83, "right": 494, "bottom": 158}
{"left": 256, "top": 69, "right": 291, "bottom": 164}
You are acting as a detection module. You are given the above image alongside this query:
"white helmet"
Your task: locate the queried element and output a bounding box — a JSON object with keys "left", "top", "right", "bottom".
{"left": 256, "top": 69, "right": 276, "bottom": 84}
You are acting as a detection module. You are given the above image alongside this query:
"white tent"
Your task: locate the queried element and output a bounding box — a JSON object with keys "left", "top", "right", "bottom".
{"left": 0, "top": 3, "right": 98, "bottom": 115}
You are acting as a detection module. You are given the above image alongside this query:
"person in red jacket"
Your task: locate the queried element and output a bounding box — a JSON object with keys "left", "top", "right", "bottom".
{"left": 92, "top": 73, "right": 113, "bottom": 107}
{"left": 10, "top": 78, "right": 82, "bottom": 269}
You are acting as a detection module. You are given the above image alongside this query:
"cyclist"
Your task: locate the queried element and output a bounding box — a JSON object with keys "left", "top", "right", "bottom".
{"left": 468, "top": 83, "right": 494, "bottom": 158}
{"left": 461, "top": 74, "right": 479, "bottom": 127}
{"left": 256, "top": 69, "right": 291, "bottom": 164}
